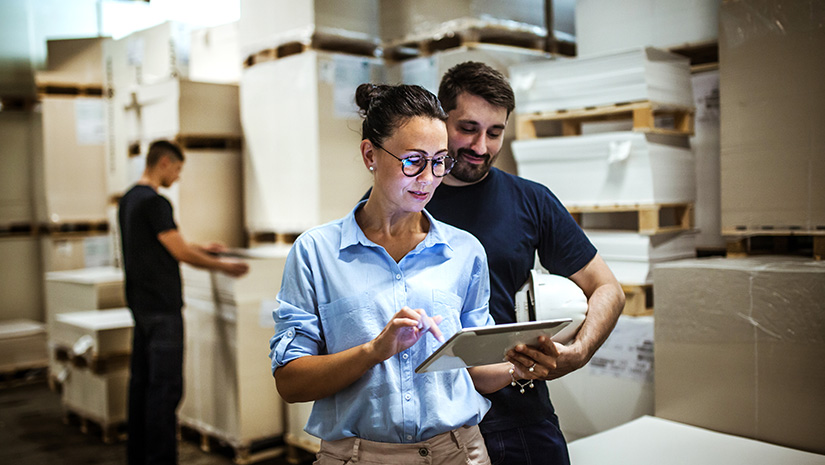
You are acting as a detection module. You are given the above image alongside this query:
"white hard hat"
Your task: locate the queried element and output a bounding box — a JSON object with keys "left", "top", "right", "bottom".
{"left": 514, "top": 270, "right": 588, "bottom": 344}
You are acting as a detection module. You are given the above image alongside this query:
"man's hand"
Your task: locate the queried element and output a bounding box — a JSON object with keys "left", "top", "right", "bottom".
{"left": 505, "top": 335, "right": 587, "bottom": 381}
{"left": 219, "top": 258, "right": 249, "bottom": 277}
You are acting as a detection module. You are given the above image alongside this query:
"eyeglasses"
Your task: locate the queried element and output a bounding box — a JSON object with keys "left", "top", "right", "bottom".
{"left": 374, "top": 143, "right": 455, "bottom": 178}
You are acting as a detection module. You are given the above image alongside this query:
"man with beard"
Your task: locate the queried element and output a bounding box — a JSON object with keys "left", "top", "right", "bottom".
{"left": 424, "top": 62, "right": 626, "bottom": 464}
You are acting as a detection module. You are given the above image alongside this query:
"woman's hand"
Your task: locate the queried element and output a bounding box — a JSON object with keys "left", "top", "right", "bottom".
{"left": 367, "top": 306, "right": 443, "bottom": 363}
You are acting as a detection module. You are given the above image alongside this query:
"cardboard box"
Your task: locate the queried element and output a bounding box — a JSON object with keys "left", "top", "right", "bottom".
{"left": 379, "top": 0, "right": 546, "bottom": 44}
{"left": 180, "top": 248, "right": 289, "bottom": 446}
{"left": 549, "top": 315, "right": 655, "bottom": 442}
{"left": 510, "top": 47, "right": 693, "bottom": 114}
{"left": 0, "top": 111, "right": 39, "bottom": 225}
{"left": 44, "top": 266, "right": 125, "bottom": 327}
{"left": 239, "top": 0, "right": 379, "bottom": 57}
{"left": 653, "top": 256, "right": 825, "bottom": 455}
{"left": 719, "top": 0, "right": 825, "bottom": 231}
{"left": 690, "top": 69, "right": 724, "bottom": 249}
{"left": 104, "top": 21, "right": 191, "bottom": 91}
{"left": 35, "top": 37, "right": 106, "bottom": 87}
{"left": 35, "top": 96, "right": 107, "bottom": 225}
{"left": 388, "top": 43, "right": 552, "bottom": 175}
{"left": 569, "top": 416, "right": 825, "bottom": 465}
{"left": 40, "top": 234, "right": 114, "bottom": 273}
{"left": 0, "top": 237, "right": 44, "bottom": 322}
{"left": 52, "top": 308, "right": 133, "bottom": 359}
{"left": 0, "top": 319, "right": 48, "bottom": 372}
{"left": 513, "top": 132, "right": 696, "bottom": 207}
{"left": 574, "top": 0, "right": 720, "bottom": 57}
{"left": 190, "top": 22, "right": 242, "bottom": 84}
{"left": 241, "top": 51, "right": 381, "bottom": 233}
{"left": 124, "top": 78, "right": 241, "bottom": 144}
{"left": 584, "top": 231, "right": 696, "bottom": 285}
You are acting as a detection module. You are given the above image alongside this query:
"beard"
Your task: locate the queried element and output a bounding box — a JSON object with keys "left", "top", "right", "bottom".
{"left": 448, "top": 148, "right": 496, "bottom": 184}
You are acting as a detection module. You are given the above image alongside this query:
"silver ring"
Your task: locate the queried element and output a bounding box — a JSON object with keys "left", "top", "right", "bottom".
{"left": 528, "top": 363, "right": 536, "bottom": 373}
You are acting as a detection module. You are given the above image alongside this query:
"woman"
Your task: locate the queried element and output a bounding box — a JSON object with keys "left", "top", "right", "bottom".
{"left": 269, "top": 84, "right": 538, "bottom": 465}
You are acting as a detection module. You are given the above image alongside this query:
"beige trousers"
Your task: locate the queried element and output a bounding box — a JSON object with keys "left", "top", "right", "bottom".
{"left": 313, "top": 425, "right": 491, "bottom": 465}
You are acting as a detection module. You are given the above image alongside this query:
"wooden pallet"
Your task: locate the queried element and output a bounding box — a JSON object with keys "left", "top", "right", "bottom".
{"left": 622, "top": 284, "right": 653, "bottom": 316}
{"left": 37, "top": 83, "right": 105, "bottom": 97}
{"left": 284, "top": 432, "right": 320, "bottom": 464}
{"left": 668, "top": 40, "right": 719, "bottom": 72}
{"left": 0, "top": 366, "right": 48, "bottom": 389}
{"left": 515, "top": 101, "right": 695, "bottom": 139}
{"left": 175, "top": 134, "right": 243, "bottom": 150}
{"left": 244, "top": 33, "right": 379, "bottom": 68}
{"left": 383, "top": 24, "right": 546, "bottom": 61}
{"left": 569, "top": 203, "right": 694, "bottom": 235}
{"left": 0, "top": 222, "right": 38, "bottom": 238}
{"left": 38, "top": 220, "right": 110, "bottom": 236}
{"left": 0, "top": 96, "right": 38, "bottom": 111}
{"left": 723, "top": 229, "right": 825, "bottom": 260}
{"left": 179, "top": 422, "right": 285, "bottom": 465}
{"left": 63, "top": 409, "right": 127, "bottom": 444}
{"left": 247, "top": 231, "right": 302, "bottom": 248}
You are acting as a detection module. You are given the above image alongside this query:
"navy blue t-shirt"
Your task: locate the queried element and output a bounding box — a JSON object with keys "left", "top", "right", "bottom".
{"left": 425, "top": 168, "right": 596, "bottom": 433}
{"left": 118, "top": 185, "right": 182, "bottom": 314}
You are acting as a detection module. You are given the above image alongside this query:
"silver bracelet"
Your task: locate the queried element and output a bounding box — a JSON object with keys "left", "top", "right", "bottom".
{"left": 509, "top": 367, "right": 534, "bottom": 394}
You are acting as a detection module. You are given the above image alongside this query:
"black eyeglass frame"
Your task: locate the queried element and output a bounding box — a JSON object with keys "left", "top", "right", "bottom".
{"left": 373, "top": 142, "right": 455, "bottom": 178}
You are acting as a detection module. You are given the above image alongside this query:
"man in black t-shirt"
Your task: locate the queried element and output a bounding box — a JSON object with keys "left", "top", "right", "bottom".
{"left": 118, "top": 140, "right": 248, "bottom": 465}
{"left": 427, "top": 62, "right": 626, "bottom": 464}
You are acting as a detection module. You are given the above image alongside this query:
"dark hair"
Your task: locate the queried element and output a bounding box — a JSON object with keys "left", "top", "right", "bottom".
{"left": 438, "top": 61, "right": 515, "bottom": 117}
{"left": 355, "top": 84, "right": 447, "bottom": 146}
{"left": 146, "top": 139, "right": 184, "bottom": 167}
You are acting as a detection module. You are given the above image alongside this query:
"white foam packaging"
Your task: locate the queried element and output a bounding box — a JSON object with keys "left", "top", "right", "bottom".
{"left": 549, "top": 315, "right": 655, "bottom": 442}
{"left": 239, "top": 0, "right": 380, "bottom": 58}
{"left": 241, "top": 51, "right": 381, "bottom": 234}
{"left": 574, "top": 0, "right": 720, "bottom": 57}
{"left": 513, "top": 131, "right": 696, "bottom": 207}
{"left": 509, "top": 47, "right": 693, "bottom": 114}
{"left": 568, "top": 416, "right": 825, "bottom": 465}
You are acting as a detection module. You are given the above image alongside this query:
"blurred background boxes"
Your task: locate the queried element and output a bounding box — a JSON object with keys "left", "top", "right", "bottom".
{"left": 189, "top": 21, "right": 242, "bottom": 84}
{"left": 0, "top": 319, "right": 48, "bottom": 374}
{"left": 653, "top": 256, "right": 825, "bottom": 455}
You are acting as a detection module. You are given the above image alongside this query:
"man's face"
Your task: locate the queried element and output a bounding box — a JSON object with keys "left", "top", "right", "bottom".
{"left": 443, "top": 92, "right": 509, "bottom": 186}
{"left": 160, "top": 157, "right": 183, "bottom": 188}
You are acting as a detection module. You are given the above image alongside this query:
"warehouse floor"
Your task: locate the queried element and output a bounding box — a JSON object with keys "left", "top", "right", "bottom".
{"left": 0, "top": 376, "right": 313, "bottom": 465}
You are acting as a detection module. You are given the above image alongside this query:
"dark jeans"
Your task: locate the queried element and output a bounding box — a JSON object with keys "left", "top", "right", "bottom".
{"left": 483, "top": 415, "right": 570, "bottom": 465}
{"left": 127, "top": 311, "right": 184, "bottom": 465}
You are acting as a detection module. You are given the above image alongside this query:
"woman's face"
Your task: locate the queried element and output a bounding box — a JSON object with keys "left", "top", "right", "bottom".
{"left": 369, "top": 116, "right": 448, "bottom": 214}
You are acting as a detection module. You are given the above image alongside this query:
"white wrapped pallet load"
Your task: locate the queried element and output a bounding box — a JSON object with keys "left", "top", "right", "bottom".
{"left": 190, "top": 22, "right": 242, "bottom": 84}
{"left": 239, "top": 0, "right": 380, "bottom": 58}
{"left": 513, "top": 132, "right": 695, "bottom": 207}
{"left": 509, "top": 47, "right": 693, "bottom": 114}
{"left": 583, "top": 231, "right": 696, "bottom": 285}
{"left": 241, "top": 51, "right": 381, "bottom": 234}
{"left": 0, "top": 320, "right": 48, "bottom": 373}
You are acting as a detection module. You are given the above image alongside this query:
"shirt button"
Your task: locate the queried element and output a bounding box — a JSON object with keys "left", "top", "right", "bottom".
{"left": 286, "top": 331, "right": 293, "bottom": 337}
{"left": 395, "top": 274, "right": 401, "bottom": 280}
{"left": 419, "top": 448, "right": 429, "bottom": 457}
{"left": 405, "top": 393, "right": 411, "bottom": 401}
{"left": 402, "top": 353, "right": 409, "bottom": 360}
{"left": 406, "top": 435, "right": 413, "bottom": 441}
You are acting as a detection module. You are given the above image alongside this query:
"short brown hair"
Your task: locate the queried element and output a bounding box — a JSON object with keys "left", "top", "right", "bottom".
{"left": 146, "top": 140, "right": 184, "bottom": 167}
{"left": 438, "top": 61, "right": 515, "bottom": 117}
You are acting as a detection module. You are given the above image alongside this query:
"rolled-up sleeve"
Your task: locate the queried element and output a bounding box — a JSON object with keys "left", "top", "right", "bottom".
{"left": 269, "top": 239, "right": 325, "bottom": 373}
{"left": 459, "top": 245, "right": 494, "bottom": 329}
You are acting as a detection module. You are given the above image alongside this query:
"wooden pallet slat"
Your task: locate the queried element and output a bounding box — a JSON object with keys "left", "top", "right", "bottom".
{"left": 622, "top": 284, "right": 653, "bottom": 316}
{"left": 383, "top": 25, "right": 547, "bottom": 61}
{"left": 179, "top": 422, "right": 285, "bottom": 465}
{"left": 37, "top": 83, "right": 105, "bottom": 97}
{"left": 723, "top": 229, "right": 825, "bottom": 260}
{"left": 569, "top": 203, "right": 694, "bottom": 235}
{"left": 516, "top": 101, "right": 696, "bottom": 140}
{"left": 63, "top": 409, "right": 127, "bottom": 444}
{"left": 244, "top": 33, "right": 379, "bottom": 68}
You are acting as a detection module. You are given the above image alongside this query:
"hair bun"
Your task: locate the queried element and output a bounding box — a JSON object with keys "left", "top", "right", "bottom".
{"left": 355, "top": 83, "right": 385, "bottom": 116}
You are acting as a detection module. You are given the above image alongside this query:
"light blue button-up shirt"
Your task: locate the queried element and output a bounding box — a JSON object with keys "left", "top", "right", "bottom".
{"left": 270, "top": 202, "right": 494, "bottom": 443}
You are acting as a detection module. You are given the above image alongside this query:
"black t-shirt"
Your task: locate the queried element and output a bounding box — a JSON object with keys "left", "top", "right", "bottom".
{"left": 118, "top": 184, "right": 182, "bottom": 314}
{"left": 425, "top": 168, "right": 597, "bottom": 433}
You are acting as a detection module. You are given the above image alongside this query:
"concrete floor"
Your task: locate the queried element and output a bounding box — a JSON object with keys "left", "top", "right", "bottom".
{"left": 0, "top": 377, "right": 314, "bottom": 465}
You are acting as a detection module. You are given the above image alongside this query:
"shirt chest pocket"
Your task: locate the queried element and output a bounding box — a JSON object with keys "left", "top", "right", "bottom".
{"left": 318, "top": 293, "right": 380, "bottom": 354}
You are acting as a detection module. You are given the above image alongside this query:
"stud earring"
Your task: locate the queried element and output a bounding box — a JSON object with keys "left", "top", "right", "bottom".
{"left": 369, "top": 166, "right": 375, "bottom": 171}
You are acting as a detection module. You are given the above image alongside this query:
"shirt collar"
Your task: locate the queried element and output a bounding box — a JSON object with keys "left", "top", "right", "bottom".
{"left": 340, "top": 200, "right": 454, "bottom": 255}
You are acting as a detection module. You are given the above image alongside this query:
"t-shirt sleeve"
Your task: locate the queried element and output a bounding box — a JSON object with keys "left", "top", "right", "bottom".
{"left": 536, "top": 187, "right": 597, "bottom": 277}
{"left": 146, "top": 195, "right": 177, "bottom": 236}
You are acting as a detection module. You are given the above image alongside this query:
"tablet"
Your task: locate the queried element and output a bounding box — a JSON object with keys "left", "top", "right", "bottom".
{"left": 415, "top": 319, "right": 572, "bottom": 373}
